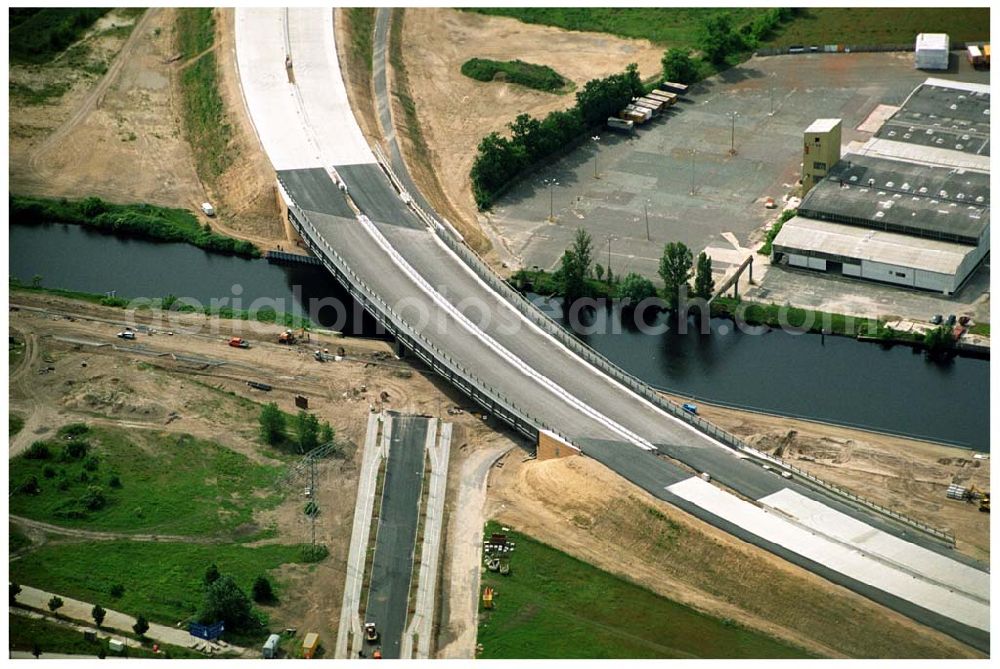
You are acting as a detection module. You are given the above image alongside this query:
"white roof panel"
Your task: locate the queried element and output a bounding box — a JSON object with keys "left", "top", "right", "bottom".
{"left": 773, "top": 217, "right": 975, "bottom": 275}
{"left": 916, "top": 33, "right": 950, "bottom": 50}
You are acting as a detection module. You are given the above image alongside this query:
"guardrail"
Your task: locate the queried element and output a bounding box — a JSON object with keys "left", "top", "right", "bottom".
{"left": 276, "top": 174, "right": 576, "bottom": 452}
{"left": 366, "top": 151, "right": 956, "bottom": 546}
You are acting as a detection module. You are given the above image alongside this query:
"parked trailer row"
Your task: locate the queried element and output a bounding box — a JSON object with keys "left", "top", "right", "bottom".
{"left": 613, "top": 82, "right": 687, "bottom": 130}
{"left": 661, "top": 81, "right": 689, "bottom": 95}
{"left": 648, "top": 89, "right": 678, "bottom": 106}
{"left": 606, "top": 116, "right": 635, "bottom": 134}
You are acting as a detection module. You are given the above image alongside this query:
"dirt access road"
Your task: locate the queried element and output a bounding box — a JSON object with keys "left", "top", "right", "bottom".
{"left": 396, "top": 9, "right": 664, "bottom": 261}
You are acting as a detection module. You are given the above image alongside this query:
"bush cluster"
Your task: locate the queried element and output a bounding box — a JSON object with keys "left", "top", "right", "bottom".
{"left": 461, "top": 58, "right": 568, "bottom": 92}
{"left": 10, "top": 9, "right": 109, "bottom": 64}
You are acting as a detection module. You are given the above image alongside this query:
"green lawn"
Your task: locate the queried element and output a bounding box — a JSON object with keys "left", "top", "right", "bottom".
{"left": 9, "top": 613, "right": 208, "bottom": 659}
{"left": 478, "top": 522, "right": 812, "bottom": 659}
{"left": 176, "top": 7, "right": 215, "bottom": 59}
{"left": 759, "top": 7, "right": 990, "bottom": 46}
{"left": 9, "top": 424, "right": 283, "bottom": 537}
{"left": 467, "top": 8, "right": 990, "bottom": 49}
{"left": 9, "top": 523, "right": 32, "bottom": 553}
{"left": 9, "top": 541, "right": 316, "bottom": 627}
{"left": 346, "top": 8, "right": 376, "bottom": 80}
{"left": 465, "top": 8, "right": 764, "bottom": 47}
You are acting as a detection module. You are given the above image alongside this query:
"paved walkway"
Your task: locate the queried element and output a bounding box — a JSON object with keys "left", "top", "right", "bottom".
{"left": 14, "top": 585, "right": 248, "bottom": 657}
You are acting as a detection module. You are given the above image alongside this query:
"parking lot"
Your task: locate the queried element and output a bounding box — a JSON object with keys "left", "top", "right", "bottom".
{"left": 487, "top": 51, "right": 990, "bottom": 282}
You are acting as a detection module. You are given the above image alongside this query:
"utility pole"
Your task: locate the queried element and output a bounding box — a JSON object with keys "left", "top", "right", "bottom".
{"left": 309, "top": 455, "right": 317, "bottom": 546}
{"left": 728, "top": 111, "right": 740, "bottom": 156}
{"left": 543, "top": 178, "right": 559, "bottom": 222}
{"left": 643, "top": 200, "right": 650, "bottom": 241}
{"left": 689, "top": 149, "right": 696, "bottom": 196}
{"left": 607, "top": 235, "right": 615, "bottom": 280}
{"left": 592, "top": 135, "right": 601, "bottom": 178}
{"left": 768, "top": 75, "right": 775, "bottom": 117}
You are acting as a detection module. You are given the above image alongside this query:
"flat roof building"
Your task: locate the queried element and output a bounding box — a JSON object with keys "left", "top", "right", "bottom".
{"left": 772, "top": 78, "right": 990, "bottom": 294}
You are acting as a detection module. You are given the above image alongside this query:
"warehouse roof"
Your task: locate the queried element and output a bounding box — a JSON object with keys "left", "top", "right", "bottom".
{"left": 772, "top": 217, "right": 972, "bottom": 275}
{"left": 798, "top": 154, "right": 989, "bottom": 244}
{"left": 874, "top": 79, "right": 990, "bottom": 158}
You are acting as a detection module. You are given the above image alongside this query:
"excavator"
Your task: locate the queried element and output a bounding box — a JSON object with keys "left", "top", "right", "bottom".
{"left": 278, "top": 328, "right": 308, "bottom": 345}
{"left": 964, "top": 485, "right": 990, "bottom": 513}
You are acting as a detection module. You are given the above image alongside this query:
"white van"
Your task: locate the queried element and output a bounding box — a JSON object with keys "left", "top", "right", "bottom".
{"left": 201, "top": 202, "right": 216, "bottom": 217}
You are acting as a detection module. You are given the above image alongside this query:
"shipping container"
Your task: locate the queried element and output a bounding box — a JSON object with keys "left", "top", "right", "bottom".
{"left": 661, "top": 81, "right": 689, "bottom": 95}
{"left": 606, "top": 117, "right": 634, "bottom": 133}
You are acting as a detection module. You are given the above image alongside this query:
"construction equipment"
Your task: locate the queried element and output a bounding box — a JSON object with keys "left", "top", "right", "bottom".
{"left": 228, "top": 337, "right": 250, "bottom": 348}
{"left": 499, "top": 558, "right": 511, "bottom": 576}
{"left": 372, "top": 647, "right": 382, "bottom": 659}
{"left": 979, "top": 492, "right": 990, "bottom": 513}
{"left": 486, "top": 557, "right": 501, "bottom": 572}
{"left": 278, "top": 329, "right": 297, "bottom": 345}
{"left": 364, "top": 622, "right": 380, "bottom": 644}
{"left": 482, "top": 586, "right": 495, "bottom": 609}
{"left": 301, "top": 632, "right": 319, "bottom": 659}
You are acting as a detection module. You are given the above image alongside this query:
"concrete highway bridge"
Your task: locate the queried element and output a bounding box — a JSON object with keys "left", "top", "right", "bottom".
{"left": 234, "top": 8, "right": 989, "bottom": 652}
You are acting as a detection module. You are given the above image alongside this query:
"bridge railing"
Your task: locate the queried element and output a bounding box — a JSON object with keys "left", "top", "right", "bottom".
{"left": 365, "top": 156, "right": 956, "bottom": 546}
{"left": 276, "top": 176, "right": 576, "bottom": 451}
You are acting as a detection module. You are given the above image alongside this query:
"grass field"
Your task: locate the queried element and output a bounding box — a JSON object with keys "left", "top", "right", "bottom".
{"left": 461, "top": 58, "right": 571, "bottom": 93}
{"left": 9, "top": 541, "right": 316, "bottom": 627}
{"left": 176, "top": 8, "right": 234, "bottom": 183}
{"left": 468, "top": 8, "right": 990, "bottom": 48}
{"left": 346, "top": 8, "right": 376, "bottom": 82}
{"left": 466, "top": 8, "right": 762, "bottom": 47}
{"left": 759, "top": 7, "right": 990, "bottom": 46}
{"left": 9, "top": 8, "right": 110, "bottom": 64}
{"left": 9, "top": 523, "right": 32, "bottom": 553}
{"left": 9, "top": 613, "right": 209, "bottom": 659}
{"left": 477, "top": 522, "right": 810, "bottom": 659}
{"left": 9, "top": 424, "right": 283, "bottom": 537}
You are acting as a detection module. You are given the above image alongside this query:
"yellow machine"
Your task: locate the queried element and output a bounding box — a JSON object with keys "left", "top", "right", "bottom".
{"left": 482, "top": 586, "right": 495, "bottom": 610}
{"left": 979, "top": 492, "right": 990, "bottom": 513}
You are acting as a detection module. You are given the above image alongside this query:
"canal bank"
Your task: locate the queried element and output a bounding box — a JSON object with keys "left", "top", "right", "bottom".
{"left": 9, "top": 222, "right": 989, "bottom": 450}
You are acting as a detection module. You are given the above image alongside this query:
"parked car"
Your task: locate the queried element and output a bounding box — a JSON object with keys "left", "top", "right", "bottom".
{"left": 682, "top": 403, "right": 698, "bottom": 415}
{"left": 946, "top": 314, "right": 957, "bottom": 326}
{"left": 930, "top": 314, "right": 943, "bottom": 325}
{"left": 117, "top": 331, "right": 136, "bottom": 340}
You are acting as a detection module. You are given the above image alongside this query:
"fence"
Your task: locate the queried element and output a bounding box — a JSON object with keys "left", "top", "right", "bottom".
{"left": 364, "top": 151, "right": 957, "bottom": 545}
{"left": 755, "top": 42, "right": 971, "bottom": 57}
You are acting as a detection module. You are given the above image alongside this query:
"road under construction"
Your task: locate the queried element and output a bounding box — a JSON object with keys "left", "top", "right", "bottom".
{"left": 234, "top": 8, "right": 989, "bottom": 652}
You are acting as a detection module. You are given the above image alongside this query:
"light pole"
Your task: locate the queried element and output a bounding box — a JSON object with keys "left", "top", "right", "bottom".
{"left": 592, "top": 135, "right": 601, "bottom": 179}
{"left": 689, "top": 149, "right": 696, "bottom": 196}
{"left": 728, "top": 111, "right": 740, "bottom": 156}
{"left": 607, "top": 235, "right": 615, "bottom": 283}
{"left": 643, "top": 200, "right": 650, "bottom": 241}
{"left": 768, "top": 73, "right": 775, "bottom": 117}
{"left": 543, "top": 177, "right": 558, "bottom": 222}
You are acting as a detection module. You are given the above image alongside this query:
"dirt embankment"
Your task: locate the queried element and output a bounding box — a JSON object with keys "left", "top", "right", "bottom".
{"left": 663, "top": 394, "right": 991, "bottom": 562}
{"left": 397, "top": 9, "right": 665, "bottom": 261}
{"left": 486, "top": 454, "right": 982, "bottom": 659}
{"left": 9, "top": 8, "right": 289, "bottom": 252}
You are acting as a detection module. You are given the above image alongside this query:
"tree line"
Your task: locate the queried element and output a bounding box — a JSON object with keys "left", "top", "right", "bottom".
{"left": 530, "top": 228, "right": 715, "bottom": 310}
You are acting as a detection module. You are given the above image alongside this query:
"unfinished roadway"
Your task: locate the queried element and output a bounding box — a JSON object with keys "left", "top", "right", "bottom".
{"left": 234, "top": 8, "right": 989, "bottom": 653}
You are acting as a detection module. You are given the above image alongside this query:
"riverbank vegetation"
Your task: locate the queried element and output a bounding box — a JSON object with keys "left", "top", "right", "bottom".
{"left": 9, "top": 281, "right": 310, "bottom": 330}
{"left": 477, "top": 521, "right": 811, "bottom": 658}
{"left": 461, "top": 58, "right": 572, "bottom": 93}
{"left": 10, "top": 195, "right": 259, "bottom": 258}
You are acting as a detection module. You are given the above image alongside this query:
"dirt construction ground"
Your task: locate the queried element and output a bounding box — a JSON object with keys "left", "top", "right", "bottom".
{"left": 667, "top": 394, "right": 991, "bottom": 562}
{"left": 485, "top": 454, "right": 983, "bottom": 659}
{"left": 9, "top": 8, "right": 287, "bottom": 252}
{"left": 399, "top": 9, "right": 665, "bottom": 254}
{"left": 8, "top": 291, "right": 512, "bottom": 655}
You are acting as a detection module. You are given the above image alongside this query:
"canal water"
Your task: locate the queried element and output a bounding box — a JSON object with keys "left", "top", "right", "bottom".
{"left": 10, "top": 223, "right": 990, "bottom": 450}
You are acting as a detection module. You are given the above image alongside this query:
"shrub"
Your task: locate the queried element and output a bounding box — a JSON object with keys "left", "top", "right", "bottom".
{"left": 461, "top": 57, "right": 568, "bottom": 92}
{"left": 110, "top": 584, "right": 125, "bottom": 598}
{"left": 48, "top": 595, "right": 64, "bottom": 613}
{"left": 133, "top": 615, "right": 149, "bottom": 638}
{"left": 58, "top": 423, "right": 90, "bottom": 439}
{"left": 83, "top": 455, "right": 100, "bottom": 471}
{"left": 298, "top": 544, "right": 329, "bottom": 563}
{"left": 63, "top": 439, "right": 90, "bottom": 460}
{"left": 25, "top": 441, "right": 51, "bottom": 460}
{"left": 108, "top": 474, "right": 123, "bottom": 489}
{"left": 252, "top": 575, "right": 275, "bottom": 604}
{"left": 42, "top": 465, "right": 57, "bottom": 479}
{"left": 81, "top": 485, "right": 107, "bottom": 510}
{"left": 18, "top": 476, "right": 40, "bottom": 495}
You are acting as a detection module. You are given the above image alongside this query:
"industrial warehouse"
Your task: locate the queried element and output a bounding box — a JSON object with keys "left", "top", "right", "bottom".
{"left": 772, "top": 78, "right": 990, "bottom": 294}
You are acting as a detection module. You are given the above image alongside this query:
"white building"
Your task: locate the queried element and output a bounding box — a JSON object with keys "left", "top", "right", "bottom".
{"left": 915, "top": 33, "right": 950, "bottom": 70}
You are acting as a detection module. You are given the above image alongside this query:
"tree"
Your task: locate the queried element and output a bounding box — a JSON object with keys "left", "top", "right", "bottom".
{"left": 569, "top": 228, "right": 593, "bottom": 279}
{"left": 594, "top": 263, "right": 605, "bottom": 283}
{"left": 661, "top": 48, "right": 699, "bottom": 85}
{"left": 92, "top": 604, "right": 106, "bottom": 628}
{"left": 204, "top": 563, "right": 221, "bottom": 586}
{"left": 10, "top": 582, "right": 21, "bottom": 605}
{"left": 618, "top": 273, "right": 658, "bottom": 305}
{"left": 201, "top": 575, "right": 257, "bottom": 632}
{"left": 252, "top": 575, "right": 275, "bottom": 604}
{"left": 48, "top": 595, "right": 64, "bottom": 613}
{"left": 658, "top": 242, "right": 694, "bottom": 310}
{"left": 133, "top": 615, "right": 149, "bottom": 638}
{"left": 32, "top": 643, "right": 42, "bottom": 659}
{"left": 98, "top": 647, "right": 107, "bottom": 659}
{"left": 698, "top": 14, "right": 744, "bottom": 65}
{"left": 295, "top": 411, "right": 321, "bottom": 454}
{"left": 319, "top": 422, "right": 334, "bottom": 446}
{"left": 693, "top": 252, "right": 715, "bottom": 299}
{"left": 258, "top": 403, "right": 286, "bottom": 446}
